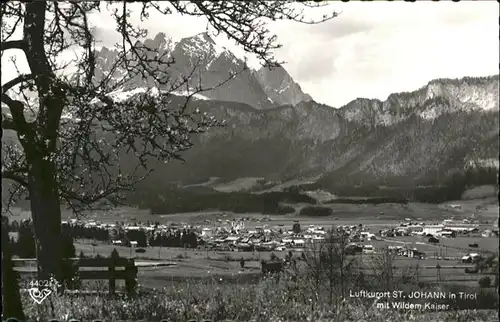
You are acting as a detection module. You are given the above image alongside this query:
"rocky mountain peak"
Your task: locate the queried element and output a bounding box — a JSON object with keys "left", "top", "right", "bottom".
{"left": 254, "top": 65, "right": 313, "bottom": 106}
{"left": 177, "top": 32, "right": 220, "bottom": 57}
{"left": 90, "top": 31, "right": 315, "bottom": 110}
{"left": 338, "top": 75, "right": 499, "bottom": 127}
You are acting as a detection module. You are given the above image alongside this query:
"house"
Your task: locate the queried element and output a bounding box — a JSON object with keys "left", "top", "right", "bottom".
{"left": 225, "top": 236, "right": 239, "bottom": 243}
{"left": 439, "top": 230, "right": 456, "bottom": 238}
{"left": 381, "top": 230, "right": 394, "bottom": 237}
{"left": 422, "top": 225, "right": 444, "bottom": 235}
{"left": 462, "top": 253, "right": 482, "bottom": 263}
{"left": 360, "top": 232, "right": 376, "bottom": 240}
{"left": 481, "top": 230, "right": 493, "bottom": 237}
{"left": 312, "top": 236, "right": 325, "bottom": 243}
{"left": 407, "top": 226, "right": 423, "bottom": 234}
{"left": 362, "top": 245, "right": 375, "bottom": 254}
{"left": 201, "top": 228, "right": 213, "bottom": 237}
{"left": 292, "top": 239, "right": 305, "bottom": 248}
{"left": 413, "top": 249, "right": 426, "bottom": 259}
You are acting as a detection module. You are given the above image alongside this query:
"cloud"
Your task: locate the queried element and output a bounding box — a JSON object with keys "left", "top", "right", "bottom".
{"left": 92, "top": 27, "right": 121, "bottom": 48}
{"left": 265, "top": 13, "right": 375, "bottom": 83}
{"left": 291, "top": 46, "right": 338, "bottom": 83}
{"left": 437, "top": 4, "right": 494, "bottom": 27}
{"left": 316, "top": 17, "right": 374, "bottom": 40}
{"left": 2, "top": 2, "right": 498, "bottom": 109}
{"left": 271, "top": 1, "right": 499, "bottom": 107}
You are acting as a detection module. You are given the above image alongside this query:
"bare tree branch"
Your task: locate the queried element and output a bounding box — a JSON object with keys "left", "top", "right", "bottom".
{"left": 1, "top": 113, "right": 16, "bottom": 130}
{"left": 1, "top": 39, "right": 26, "bottom": 52}
{"left": 0, "top": 2, "right": 337, "bottom": 279}
{"left": 1, "top": 74, "right": 35, "bottom": 94}
{"left": 1, "top": 182, "right": 28, "bottom": 215}
{"left": 1, "top": 0, "right": 339, "bottom": 212}
{"left": 1, "top": 171, "right": 28, "bottom": 187}
{"left": 1, "top": 140, "right": 28, "bottom": 187}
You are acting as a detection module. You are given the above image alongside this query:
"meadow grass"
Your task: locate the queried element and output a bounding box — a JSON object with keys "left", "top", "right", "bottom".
{"left": 19, "top": 274, "right": 498, "bottom": 322}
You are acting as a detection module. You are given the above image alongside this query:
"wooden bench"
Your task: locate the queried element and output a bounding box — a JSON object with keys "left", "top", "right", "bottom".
{"left": 13, "top": 250, "right": 138, "bottom": 295}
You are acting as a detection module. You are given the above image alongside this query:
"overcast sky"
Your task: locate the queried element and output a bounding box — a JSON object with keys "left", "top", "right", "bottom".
{"left": 90, "top": 1, "right": 499, "bottom": 108}
{"left": 2, "top": 1, "right": 499, "bottom": 108}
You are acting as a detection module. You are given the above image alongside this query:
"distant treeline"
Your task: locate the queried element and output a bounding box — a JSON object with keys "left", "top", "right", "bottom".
{"left": 299, "top": 206, "right": 333, "bottom": 217}
{"left": 300, "top": 166, "right": 498, "bottom": 204}
{"left": 64, "top": 222, "right": 199, "bottom": 248}
{"left": 128, "top": 186, "right": 316, "bottom": 214}
{"left": 125, "top": 166, "right": 497, "bottom": 214}
{"left": 5, "top": 219, "right": 76, "bottom": 259}
{"left": 5, "top": 217, "right": 199, "bottom": 249}
{"left": 329, "top": 197, "right": 408, "bottom": 204}
{"left": 2, "top": 217, "right": 80, "bottom": 290}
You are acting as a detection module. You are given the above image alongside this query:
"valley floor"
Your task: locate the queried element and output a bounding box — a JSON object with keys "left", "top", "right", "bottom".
{"left": 8, "top": 196, "right": 498, "bottom": 321}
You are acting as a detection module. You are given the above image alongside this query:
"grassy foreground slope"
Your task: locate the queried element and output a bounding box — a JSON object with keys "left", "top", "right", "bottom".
{"left": 20, "top": 277, "right": 498, "bottom": 322}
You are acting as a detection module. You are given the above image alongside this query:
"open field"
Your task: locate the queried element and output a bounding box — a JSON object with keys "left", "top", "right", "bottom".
{"left": 6, "top": 195, "right": 498, "bottom": 223}
{"left": 462, "top": 185, "right": 498, "bottom": 200}
{"left": 8, "top": 195, "right": 498, "bottom": 293}
{"left": 212, "top": 177, "right": 265, "bottom": 192}
{"left": 382, "top": 236, "right": 499, "bottom": 253}
{"left": 65, "top": 237, "right": 497, "bottom": 290}
{"left": 438, "top": 236, "right": 499, "bottom": 253}
{"left": 389, "top": 236, "right": 499, "bottom": 253}
{"left": 72, "top": 233, "right": 497, "bottom": 263}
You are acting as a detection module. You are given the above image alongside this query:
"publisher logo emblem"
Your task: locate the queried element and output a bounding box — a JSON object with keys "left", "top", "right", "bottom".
{"left": 28, "top": 287, "right": 52, "bottom": 304}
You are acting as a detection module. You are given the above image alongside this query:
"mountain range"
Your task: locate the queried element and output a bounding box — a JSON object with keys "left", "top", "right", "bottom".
{"left": 3, "top": 32, "right": 499, "bottom": 209}
{"left": 97, "top": 32, "right": 498, "bottom": 194}
{"left": 94, "top": 32, "right": 313, "bottom": 110}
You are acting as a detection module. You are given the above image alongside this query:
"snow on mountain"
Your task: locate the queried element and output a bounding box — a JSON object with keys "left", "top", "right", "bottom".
{"left": 91, "top": 32, "right": 314, "bottom": 110}
{"left": 253, "top": 66, "right": 313, "bottom": 106}
{"left": 107, "top": 88, "right": 148, "bottom": 102}
{"left": 105, "top": 87, "right": 210, "bottom": 103}
{"left": 171, "top": 91, "right": 210, "bottom": 100}
{"left": 178, "top": 32, "right": 239, "bottom": 70}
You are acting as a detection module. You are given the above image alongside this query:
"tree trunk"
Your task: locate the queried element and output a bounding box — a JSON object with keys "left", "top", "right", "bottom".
{"left": 27, "top": 158, "right": 63, "bottom": 282}
{"left": 1, "top": 219, "right": 25, "bottom": 320}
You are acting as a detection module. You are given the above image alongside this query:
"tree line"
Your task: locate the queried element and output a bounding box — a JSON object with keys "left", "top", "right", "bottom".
{"left": 298, "top": 165, "right": 498, "bottom": 204}
{"left": 5, "top": 218, "right": 199, "bottom": 250}
{"left": 129, "top": 187, "right": 313, "bottom": 215}
{"left": 5, "top": 219, "right": 76, "bottom": 259}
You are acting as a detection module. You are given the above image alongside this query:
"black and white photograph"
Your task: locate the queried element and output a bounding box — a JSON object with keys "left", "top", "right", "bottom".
{"left": 1, "top": 1, "right": 499, "bottom": 321}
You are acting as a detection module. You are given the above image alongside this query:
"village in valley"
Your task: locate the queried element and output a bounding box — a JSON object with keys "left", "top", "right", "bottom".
{"left": 61, "top": 210, "right": 498, "bottom": 261}
{"left": 8, "top": 198, "right": 497, "bottom": 290}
